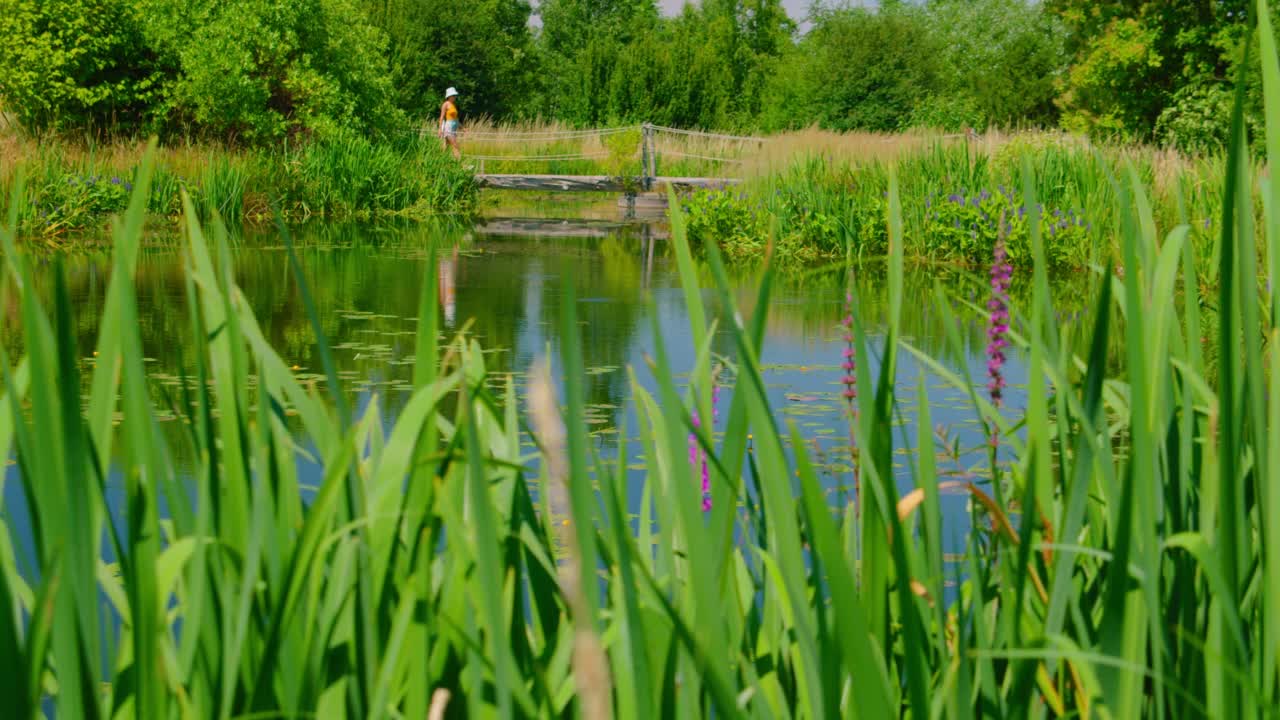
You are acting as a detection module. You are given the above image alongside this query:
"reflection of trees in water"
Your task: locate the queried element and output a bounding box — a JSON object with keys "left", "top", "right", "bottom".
{"left": 0, "top": 225, "right": 1112, "bottom": 477}
{"left": 2, "top": 223, "right": 654, "bottom": 434}
{"left": 457, "top": 232, "right": 651, "bottom": 414}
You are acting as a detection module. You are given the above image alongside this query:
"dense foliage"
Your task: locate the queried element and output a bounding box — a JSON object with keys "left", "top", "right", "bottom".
{"left": 5, "top": 10, "right": 1280, "bottom": 709}
{"left": 0, "top": 0, "right": 1274, "bottom": 149}
{"left": 372, "top": 0, "right": 538, "bottom": 121}
{"left": 0, "top": 0, "right": 166, "bottom": 133}
{"left": 148, "top": 0, "right": 404, "bottom": 143}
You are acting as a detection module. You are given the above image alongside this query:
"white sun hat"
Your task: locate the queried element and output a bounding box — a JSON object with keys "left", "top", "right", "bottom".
{"left": 445, "top": 87, "right": 459, "bottom": 98}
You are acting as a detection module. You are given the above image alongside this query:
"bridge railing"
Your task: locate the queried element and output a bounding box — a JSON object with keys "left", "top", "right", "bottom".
{"left": 404, "top": 120, "right": 765, "bottom": 183}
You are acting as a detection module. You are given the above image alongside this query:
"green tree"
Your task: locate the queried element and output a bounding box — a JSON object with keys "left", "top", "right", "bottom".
{"left": 142, "top": 0, "right": 400, "bottom": 142}
{"left": 771, "top": 6, "right": 942, "bottom": 132}
{"left": 537, "top": 0, "right": 788, "bottom": 128}
{"left": 699, "top": 0, "right": 794, "bottom": 125}
{"left": 0, "top": 0, "right": 168, "bottom": 133}
{"left": 919, "top": 0, "right": 1067, "bottom": 130}
{"left": 370, "top": 0, "right": 538, "bottom": 122}
{"left": 535, "top": 0, "right": 660, "bottom": 122}
{"left": 538, "top": 0, "right": 659, "bottom": 55}
{"left": 1048, "top": 0, "right": 1250, "bottom": 140}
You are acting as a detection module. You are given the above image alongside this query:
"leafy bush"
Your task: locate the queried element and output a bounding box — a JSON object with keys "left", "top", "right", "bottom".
{"left": 921, "top": 0, "right": 1067, "bottom": 129}
{"left": 374, "top": 0, "right": 539, "bottom": 121}
{"left": 1058, "top": 18, "right": 1165, "bottom": 139}
{"left": 0, "top": 0, "right": 167, "bottom": 133}
{"left": 907, "top": 95, "right": 986, "bottom": 133}
{"left": 786, "top": 7, "right": 943, "bottom": 132}
{"left": 144, "top": 0, "right": 402, "bottom": 142}
{"left": 1155, "top": 83, "right": 1234, "bottom": 154}
{"left": 923, "top": 186, "right": 1092, "bottom": 267}
{"left": 682, "top": 161, "right": 886, "bottom": 265}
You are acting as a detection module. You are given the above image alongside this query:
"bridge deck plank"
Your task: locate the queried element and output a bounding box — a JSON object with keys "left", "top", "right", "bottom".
{"left": 475, "top": 174, "right": 738, "bottom": 192}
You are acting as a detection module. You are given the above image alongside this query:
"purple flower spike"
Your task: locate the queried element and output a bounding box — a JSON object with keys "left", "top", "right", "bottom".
{"left": 689, "top": 377, "right": 720, "bottom": 513}
{"left": 986, "top": 233, "right": 1013, "bottom": 449}
{"left": 840, "top": 291, "right": 858, "bottom": 419}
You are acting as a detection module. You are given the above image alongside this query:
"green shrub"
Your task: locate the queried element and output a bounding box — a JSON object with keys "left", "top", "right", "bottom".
{"left": 907, "top": 95, "right": 986, "bottom": 133}
{"left": 0, "top": 0, "right": 167, "bottom": 133}
{"left": 790, "top": 6, "right": 943, "bottom": 132}
{"left": 144, "top": 0, "right": 403, "bottom": 142}
{"left": 1155, "top": 83, "right": 1234, "bottom": 154}
{"left": 920, "top": 0, "right": 1066, "bottom": 129}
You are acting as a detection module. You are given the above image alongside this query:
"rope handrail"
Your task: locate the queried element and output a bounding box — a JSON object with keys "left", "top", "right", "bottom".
{"left": 648, "top": 124, "right": 767, "bottom": 143}
{"left": 460, "top": 126, "right": 641, "bottom": 140}
{"left": 654, "top": 148, "right": 745, "bottom": 164}
{"left": 403, "top": 125, "right": 641, "bottom": 140}
{"left": 464, "top": 151, "right": 617, "bottom": 162}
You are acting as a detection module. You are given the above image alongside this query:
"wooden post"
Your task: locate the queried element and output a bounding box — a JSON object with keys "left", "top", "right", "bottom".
{"left": 641, "top": 123, "right": 655, "bottom": 191}
{"left": 639, "top": 123, "right": 648, "bottom": 190}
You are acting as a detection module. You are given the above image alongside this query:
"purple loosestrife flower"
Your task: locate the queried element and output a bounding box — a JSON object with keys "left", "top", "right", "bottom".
{"left": 986, "top": 235, "right": 1013, "bottom": 448}
{"left": 705, "top": 383, "right": 719, "bottom": 511}
{"left": 841, "top": 292, "right": 858, "bottom": 412}
{"left": 688, "top": 378, "right": 720, "bottom": 513}
{"left": 840, "top": 288, "right": 862, "bottom": 514}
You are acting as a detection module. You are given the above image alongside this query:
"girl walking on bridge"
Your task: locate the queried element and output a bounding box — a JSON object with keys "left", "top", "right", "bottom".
{"left": 438, "top": 87, "right": 461, "bottom": 160}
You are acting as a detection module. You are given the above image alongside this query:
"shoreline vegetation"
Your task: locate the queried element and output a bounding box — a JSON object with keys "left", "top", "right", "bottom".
{"left": 0, "top": 126, "right": 480, "bottom": 238}
{"left": 3, "top": 16, "right": 1280, "bottom": 708}
{"left": 2, "top": 120, "right": 1234, "bottom": 275}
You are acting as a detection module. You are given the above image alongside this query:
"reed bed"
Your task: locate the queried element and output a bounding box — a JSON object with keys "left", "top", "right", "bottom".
{"left": 0, "top": 131, "right": 478, "bottom": 237}
{"left": 3, "top": 6, "right": 1280, "bottom": 718}
{"left": 683, "top": 131, "right": 1231, "bottom": 271}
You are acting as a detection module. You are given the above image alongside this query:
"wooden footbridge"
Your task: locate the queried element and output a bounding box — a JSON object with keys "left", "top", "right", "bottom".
{"left": 436, "top": 123, "right": 761, "bottom": 193}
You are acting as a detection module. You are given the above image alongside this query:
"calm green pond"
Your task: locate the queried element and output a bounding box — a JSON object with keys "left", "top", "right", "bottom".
{"left": 4, "top": 203, "right": 1093, "bottom": 546}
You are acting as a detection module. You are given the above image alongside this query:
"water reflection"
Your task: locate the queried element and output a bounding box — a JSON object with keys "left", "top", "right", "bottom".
{"left": 2, "top": 215, "right": 1096, "bottom": 518}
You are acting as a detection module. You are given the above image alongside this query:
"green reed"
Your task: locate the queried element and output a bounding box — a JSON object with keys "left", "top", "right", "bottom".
{"left": 684, "top": 127, "right": 1231, "bottom": 270}
{"left": 2, "top": 4, "right": 1280, "bottom": 718}
{"left": 1, "top": 134, "right": 478, "bottom": 236}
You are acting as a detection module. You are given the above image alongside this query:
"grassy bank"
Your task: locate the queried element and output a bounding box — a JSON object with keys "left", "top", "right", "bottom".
{"left": 681, "top": 131, "right": 1228, "bottom": 269}
{"left": 0, "top": 130, "right": 478, "bottom": 238}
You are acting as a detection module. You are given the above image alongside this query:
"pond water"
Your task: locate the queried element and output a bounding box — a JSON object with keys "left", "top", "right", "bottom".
{"left": 3, "top": 197, "right": 1091, "bottom": 558}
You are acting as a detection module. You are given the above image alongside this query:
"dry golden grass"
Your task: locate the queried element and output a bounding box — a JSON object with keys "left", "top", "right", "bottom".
{"left": 418, "top": 120, "right": 961, "bottom": 178}
{"left": 743, "top": 126, "right": 965, "bottom": 176}
{"left": 2, "top": 114, "right": 1219, "bottom": 198}
{"left": 426, "top": 120, "right": 1217, "bottom": 186}
{"left": 0, "top": 124, "right": 260, "bottom": 189}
